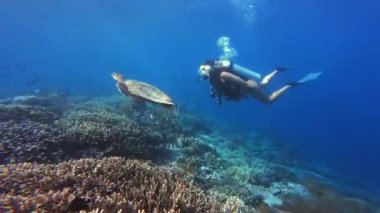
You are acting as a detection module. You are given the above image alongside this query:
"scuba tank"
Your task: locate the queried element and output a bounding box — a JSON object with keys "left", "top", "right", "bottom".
{"left": 216, "top": 60, "right": 261, "bottom": 80}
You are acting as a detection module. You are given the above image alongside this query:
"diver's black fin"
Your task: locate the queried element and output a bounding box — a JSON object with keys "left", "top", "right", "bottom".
{"left": 287, "top": 72, "right": 322, "bottom": 87}
{"left": 287, "top": 82, "right": 301, "bottom": 87}
{"left": 276, "top": 66, "right": 290, "bottom": 72}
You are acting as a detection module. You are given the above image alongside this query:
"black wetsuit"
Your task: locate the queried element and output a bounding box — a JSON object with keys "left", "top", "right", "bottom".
{"left": 208, "top": 62, "right": 246, "bottom": 104}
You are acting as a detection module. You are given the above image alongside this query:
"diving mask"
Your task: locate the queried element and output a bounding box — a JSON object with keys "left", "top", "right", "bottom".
{"left": 199, "top": 64, "right": 212, "bottom": 79}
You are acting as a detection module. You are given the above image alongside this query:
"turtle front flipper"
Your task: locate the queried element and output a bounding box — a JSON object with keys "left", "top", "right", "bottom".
{"left": 112, "top": 72, "right": 129, "bottom": 96}
{"left": 116, "top": 82, "right": 129, "bottom": 96}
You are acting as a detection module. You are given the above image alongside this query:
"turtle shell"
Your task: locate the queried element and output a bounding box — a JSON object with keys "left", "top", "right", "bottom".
{"left": 123, "top": 80, "right": 175, "bottom": 107}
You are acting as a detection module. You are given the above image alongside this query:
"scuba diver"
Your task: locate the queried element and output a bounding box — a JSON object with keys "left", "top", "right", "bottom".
{"left": 198, "top": 59, "right": 322, "bottom": 105}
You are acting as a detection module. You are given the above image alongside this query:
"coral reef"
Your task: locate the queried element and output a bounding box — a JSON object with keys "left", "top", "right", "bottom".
{"left": 1, "top": 92, "right": 71, "bottom": 114}
{"left": 211, "top": 180, "right": 265, "bottom": 207}
{"left": 0, "top": 94, "right": 178, "bottom": 164}
{"left": 0, "top": 120, "right": 65, "bottom": 164}
{"left": 0, "top": 93, "right": 378, "bottom": 212}
{"left": 57, "top": 108, "right": 168, "bottom": 159}
{"left": 0, "top": 98, "right": 66, "bottom": 164}
{"left": 278, "top": 180, "right": 378, "bottom": 213}
{"left": 0, "top": 157, "right": 221, "bottom": 212}
{"left": 85, "top": 96, "right": 180, "bottom": 137}
{"left": 247, "top": 160, "right": 296, "bottom": 188}
{"left": 177, "top": 132, "right": 301, "bottom": 208}
{"left": 174, "top": 136, "right": 222, "bottom": 188}
{"left": 179, "top": 113, "right": 213, "bottom": 136}
{"left": 221, "top": 196, "right": 246, "bottom": 213}
{"left": 0, "top": 104, "right": 60, "bottom": 123}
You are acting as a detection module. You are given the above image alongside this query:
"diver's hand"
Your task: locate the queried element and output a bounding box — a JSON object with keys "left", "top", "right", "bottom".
{"left": 210, "top": 90, "right": 215, "bottom": 98}
{"left": 216, "top": 96, "right": 222, "bottom": 105}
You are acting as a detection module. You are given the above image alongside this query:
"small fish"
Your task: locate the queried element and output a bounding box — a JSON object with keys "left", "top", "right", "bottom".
{"left": 25, "top": 75, "right": 48, "bottom": 85}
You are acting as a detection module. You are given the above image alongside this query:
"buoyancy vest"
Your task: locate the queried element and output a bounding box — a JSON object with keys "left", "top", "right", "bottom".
{"left": 208, "top": 61, "right": 244, "bottom": 99}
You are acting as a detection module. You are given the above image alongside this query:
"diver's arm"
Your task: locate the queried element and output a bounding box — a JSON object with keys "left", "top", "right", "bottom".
{"left": 216, "top": 94, "right": 222, "bottom": 104}
{"left": 209, "top": 86, "right": 222, "bottom": 104}
{"left": 214, "top": 88, "right": 222, "bottom": 104}
{"left": 210, "top": 87, "right": 216, "bottom": 98}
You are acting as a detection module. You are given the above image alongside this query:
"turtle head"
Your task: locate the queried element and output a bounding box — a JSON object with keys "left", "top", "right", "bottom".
{"left": 111, "top": 72, "right": 125, "bottom": 83}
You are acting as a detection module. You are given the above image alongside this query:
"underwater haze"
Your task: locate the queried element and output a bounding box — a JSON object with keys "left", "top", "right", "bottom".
{"left": 1, "top": 0, "right": 380, "bottom": 211}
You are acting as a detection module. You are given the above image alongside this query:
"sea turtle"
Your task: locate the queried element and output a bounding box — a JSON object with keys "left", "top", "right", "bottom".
{"left": 111, "top": 72, "right": 175, "bottom": 107}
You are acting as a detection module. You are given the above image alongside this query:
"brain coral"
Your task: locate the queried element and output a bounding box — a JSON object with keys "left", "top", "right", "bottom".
{"left": 0, "top": 157, "right": 221, "bottom": 212}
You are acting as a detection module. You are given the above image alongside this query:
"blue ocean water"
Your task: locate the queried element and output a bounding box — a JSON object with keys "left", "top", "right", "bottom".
{"left": 1, "top": 0, "right": 379, "bottom": 198}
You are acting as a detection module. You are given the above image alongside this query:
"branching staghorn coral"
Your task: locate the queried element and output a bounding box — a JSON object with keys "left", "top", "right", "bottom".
{"left": 0, "top": 95, "right": 177, "bottom": 164}
{"left": 0, "top": 157, "right": 221, "bottom": 212}
{"left": 0, "top": 120, "right": 65, "bottom": 164}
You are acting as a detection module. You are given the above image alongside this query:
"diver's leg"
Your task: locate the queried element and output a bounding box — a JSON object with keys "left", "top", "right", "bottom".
{"left": 244, "top": 80, "right": 272, "bottom": 104}
{"left": 245, "top": 81, "right": 294, "bottom": 104}
{"left": 260, "top": 67, "right": 287, "bottom": 87}
{"left": 220, "top": 73, "right": 271, "bottom": 103}
{"left": 220, "top": 72, "right": 262, "bottom": 101}
{"left": 260, "top": 69, "right": 279, "bottom": 87}
{"left": 220, "top": 71, "right": 249, "bottom": 87}
{"left": 220, "top": 71, "right": 282, "bottom": 104}
{"left": 268, "top": 85, "right": 293, "bottom": 103}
